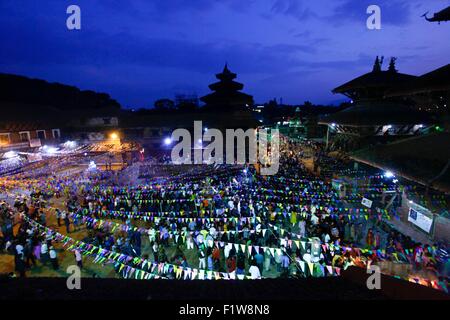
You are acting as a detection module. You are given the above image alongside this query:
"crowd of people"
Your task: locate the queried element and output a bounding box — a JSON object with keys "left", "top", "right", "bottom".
{"left": 0, "top": 137, "right": 448, "bottom": 292}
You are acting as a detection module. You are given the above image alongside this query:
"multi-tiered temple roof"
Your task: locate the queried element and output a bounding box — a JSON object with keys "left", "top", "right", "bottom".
{"left": 332, "top": 56, "right": 418, "bottom": 101}
{"left": 200, "top": 64, "right": 254, "bottom": 110}
{"left": 320, "top": 57, "right": 434, "bottom": 130}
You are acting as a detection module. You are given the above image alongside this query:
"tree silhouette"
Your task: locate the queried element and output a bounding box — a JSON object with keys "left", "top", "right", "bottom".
{"left": 154, "top": 98, "right": 175, "bottom": 111}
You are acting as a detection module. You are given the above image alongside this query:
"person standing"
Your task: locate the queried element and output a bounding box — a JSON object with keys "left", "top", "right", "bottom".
{"left": 39, "top": 210, "right": 46, "bottom": 227}
{"left": 152, "top": 242, "right": 159, "bottom": 262}
{"left": 298, "top": 220, "right": 306, "bottom": 238}
{"left": 49, "top": 246, "right": 59, "bottom": 270}
{"left": 198, "top": 249, "right": 206, "bottom": 269}
{"left": 254, "top": 250, "right": 264, "bottom": 274}
{"left": 248, "top": 260, "right": 262, "bottom": 279}
{"left": 148, "top": 227, "right": 156, "bottom": 244}
{"left": 350, "top": 223, "right": 356, "bottom": 242}
{"left": 72, "top": 213, "right": 79, "bottom": 232}
{"left": 264, "top": 249, "right": 271, "bottom": 273}
{"left": 15, "top": 250, "right": 26, "bottom": 278}
{"left": 40, "top": 241, "right": 49, "bottom": 265}
{"left": 236, "top": 251, "right": 246, "bottom": 275}
{"left": 366, "top": 228, "right": 374, "bottom": 249}
{"left": 212, "top": 246, "right": 220, "bottom": 267}
{"left": 226, "top": 255, "right": 236, "bottom": 273}
{"left": 290, "top": 211, "right": 297, "bottom": 226}
{"left": 207, "top": 253, "right": 214, "bottom": 271}
{"left": 355, "top": 222, "right": 363, "bottom": 244}
{"left": 56, "top": 209, "right": 62, "bottom": 227}
{"left": 63, "top": 212, "right": 71, "bottom": 234}
{"left": 24, "top": 238, "right": 36, "bottom": 268}
{"left": 275, "top": 249, "right": 282, "bottom": 272}
{"left": 74, "top": 249, "right": 83, "bottom": 269}
{"left": 280, "top": 252, "right": 290, "bottom": 276}
{"left": 413, "top": 244, "right": 424, "bottom": 271}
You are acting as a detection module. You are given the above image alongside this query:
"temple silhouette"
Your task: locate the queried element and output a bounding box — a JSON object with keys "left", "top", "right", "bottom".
{"left": 200, "top": 64, "right": 254, "bottom": 111}
{"left": 319, "top": 56, "right": 433, "bottom": 146}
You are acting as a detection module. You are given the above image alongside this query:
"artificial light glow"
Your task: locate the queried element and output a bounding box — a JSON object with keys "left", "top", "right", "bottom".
{"left": 331, "top": 123, "right": 336, "bottom": 127}
{"left": 42, "top": 145, "right": 58, "bottom": 154}
{"left": 3, "top": 151, "right": 17, "bottom": 159}
{"left": 63, "top": 140, "right": 77, "bottom": 149}
{"left": 164, "top": 137, "right": 172, "bottom": 145}
{"left": 47, "top": 147, "right": 57, "bottom": 154}
{"left": 384, "top": 171, "right": 395, "bottom": 178}
{"left": 110, "top": 132, "right": 119, "bottom": 140}
{"left": 88, "top": 161, "right": 97, "bottom": 171}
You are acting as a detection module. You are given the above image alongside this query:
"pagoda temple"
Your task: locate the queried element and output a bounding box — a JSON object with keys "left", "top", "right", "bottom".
{"left": 200, "top": 64, "right": 254, "bottom": 110}
{"left": 319, "top": 57, "right": 435, "bottom": 150}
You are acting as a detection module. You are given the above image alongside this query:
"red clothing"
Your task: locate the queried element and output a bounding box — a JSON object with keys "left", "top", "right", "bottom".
{"left": 366, "top": 231, "right": 374, "bottom": 247}
{"left": 212, "top": 247, "right": 220, "bottom": 261}
{"left": 226, "top": 257, "right": 236, "bottom": 272}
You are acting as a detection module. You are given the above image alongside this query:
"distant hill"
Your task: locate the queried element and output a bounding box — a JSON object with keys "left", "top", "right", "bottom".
{"left": 0, "top": 73, "right": 121, "bottom": 111}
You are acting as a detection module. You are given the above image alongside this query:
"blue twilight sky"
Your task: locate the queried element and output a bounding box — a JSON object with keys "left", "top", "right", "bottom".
{"left": 1, "top": 0, "right": 449, "bottom": 108}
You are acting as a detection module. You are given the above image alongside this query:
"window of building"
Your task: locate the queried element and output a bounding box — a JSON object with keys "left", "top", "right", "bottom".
{"left": 19, "top": 131, "right": 30, "bottom": 142}
{"left": 52, "top": 129, "right": 61, "bottom": 139}
{"left": 0, "top": 133, "right": 10, "bottom": 144}
{"left": 36, "top": 130, "right": 46, "bottom": 140}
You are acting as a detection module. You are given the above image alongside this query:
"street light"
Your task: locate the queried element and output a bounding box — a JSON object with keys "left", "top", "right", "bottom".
{"left": 110, "top": 132, "right": 119, "bottom": 140}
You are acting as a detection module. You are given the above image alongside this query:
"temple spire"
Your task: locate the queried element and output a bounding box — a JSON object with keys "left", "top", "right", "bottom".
{"left": 216, "top": 63, "right": 236, "bottom": 81}
{"left": 372, "top": 56, "right": 383, "bottom": 72}
{"left": 388, "top": 57, "right": 398, "bottom": 73}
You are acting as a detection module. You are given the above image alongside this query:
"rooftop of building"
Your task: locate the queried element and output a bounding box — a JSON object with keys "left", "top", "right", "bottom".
{"left": 332, "top": 57, "right": 418, "bottom": 95}
{"left": 386, "top": 64, "right": 450, "bottom": 97}
{"left": 318, "top": 101, "right": 435, "bottom": 126}
{"left": 350, "top": 131, "right": 450, "bottom": 193}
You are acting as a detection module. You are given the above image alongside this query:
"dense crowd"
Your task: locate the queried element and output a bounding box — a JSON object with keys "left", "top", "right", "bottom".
{"left": 0, "top": 138, "right": 448, "bottom": 292}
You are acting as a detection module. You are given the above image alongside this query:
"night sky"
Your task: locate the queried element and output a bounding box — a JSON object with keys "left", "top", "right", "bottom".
{"left": 1, "top": 0, "right": 449, "bottom": 108}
